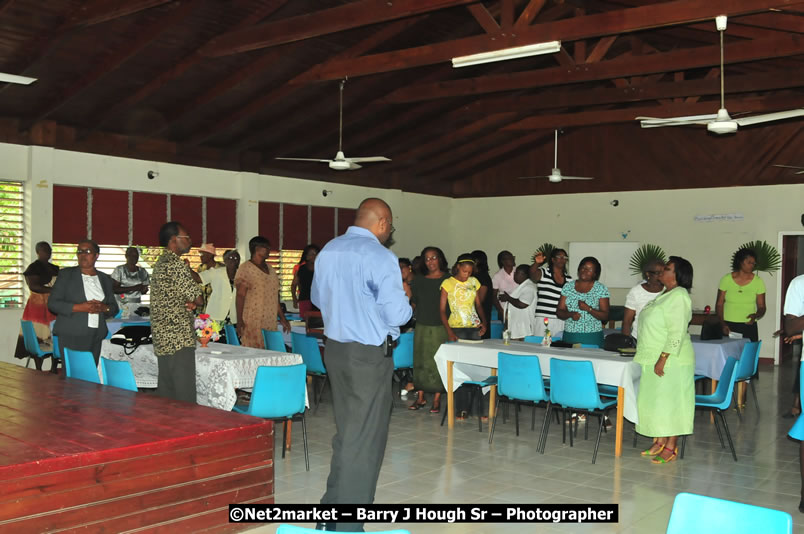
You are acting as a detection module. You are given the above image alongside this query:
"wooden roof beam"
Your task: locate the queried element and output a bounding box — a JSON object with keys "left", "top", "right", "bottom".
{"left": 201, "top": 0, "right": 480, "bottom": 57}
{"left": 467, "top": 3, "right": 500, "bottom": 33}
{"left": 385, "top": 34, "right": 804, "bottom": 102}
{"left": 91, "top": 0, "right": 289, "bottom": 131}
{"left": 0, "top": 0, "right": 15, "bottom": 18}
{"left": 65, "top": 0, "right": 175, "bottom": 28}
{"left": 31, "top": 0, "right": 197, "bottom": 123}
{"left": 515, "top": 0, "right": 546, "bottom": 29}
{"left": 308, "top": 0, "right": 799, "bottom": 81}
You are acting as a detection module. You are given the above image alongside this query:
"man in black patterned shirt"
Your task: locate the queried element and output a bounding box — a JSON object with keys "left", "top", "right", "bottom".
{"left": 150, "top": 221, "right": 203, "bottom": 403}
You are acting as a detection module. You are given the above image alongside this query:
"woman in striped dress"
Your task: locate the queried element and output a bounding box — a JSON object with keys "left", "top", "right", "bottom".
{"left": 529, "top": 248, "right": 571, "bottom": 338}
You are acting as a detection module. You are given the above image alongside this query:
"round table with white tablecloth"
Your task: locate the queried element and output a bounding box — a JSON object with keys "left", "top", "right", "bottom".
{"left": 100, "top": 340, "right": 307, "bottom": 410}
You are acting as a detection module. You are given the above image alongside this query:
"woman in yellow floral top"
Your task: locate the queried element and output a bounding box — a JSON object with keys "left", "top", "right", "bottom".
{"left": 440, "top": 253, "right": 488, "bottom": 342}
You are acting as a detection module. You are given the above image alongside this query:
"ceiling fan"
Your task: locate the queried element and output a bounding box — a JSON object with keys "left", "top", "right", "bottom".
{"left": 519, "top": 129, "right": 595, "bottom": 183}
{"left": 276, "top": 79, "right": 390, "bottom": 171}
{"left": 773, "top": 164, "right": 804, "bottom": 175}
{"left": 0, "top": 72, "right": 37, "bottom": 85}
{"left": 637, "top": 16, "right": 804, "bottom": 135}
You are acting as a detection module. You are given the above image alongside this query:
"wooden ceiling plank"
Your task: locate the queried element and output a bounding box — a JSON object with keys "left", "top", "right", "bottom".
{"left": 66, "top": 0, "right": 175, "bottom": 28}
{"left": 0, "top": 0, "right": 15, "bottom": 18}
{"left": 585, "top": 35, "right": 617, "bottom": 63}
{"left": 503, "top": 94, "right": 804, "bottom": 130}
{"left": 514, "top": 0, "right": 546, "bottom": 29}
{"left": 384, "top": 34, "right": 804, "bottom": 102}
{"left": 466, "top": 4, "right": 500, "bottom": 34}
{"left": 500, "top": 0, "right": 514, "bottom": 30}
{"left": 684, "top": 67, "right": 719, "bottom": 103}
{"left": 91, "top": 0, "right": 290, "bottom": 131}
{"left": 187, "top": 16, "right": 424, "bottom": 146}
{"left": 309, "top": 0, "right": 799, "bottom": 81}
{"left": 395, "top": 111, "right": 519, "bottom": 163}
{"left": 32, "top": 0, "right": 197, "bottom": 123}
{"left": 200, "top": 0, "right": 479, "bottom": 57}
{"left": 436, "top": 131, "right": 546, "bottom": 181}
{"left": 736, "top": 12, "right": 804, "bottom": 33}
{"left": 389, "top": 69, "right": 804, "bottom": 119}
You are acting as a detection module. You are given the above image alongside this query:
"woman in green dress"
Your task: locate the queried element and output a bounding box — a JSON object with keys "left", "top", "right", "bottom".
{"left": 634, "top": 256, "right": 695, "bottom": 464}
{"left": 408, "top": 247, "right": 450, "bottom": 412}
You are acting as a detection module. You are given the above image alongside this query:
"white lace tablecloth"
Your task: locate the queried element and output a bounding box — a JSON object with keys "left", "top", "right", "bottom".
{"left": 100, "top": 340, "right": 306, "bottom": 411}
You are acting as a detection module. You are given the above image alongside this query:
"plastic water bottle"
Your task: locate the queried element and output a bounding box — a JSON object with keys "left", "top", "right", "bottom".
{"left": 502, "top": 329, "right": 511, "bottom": 345}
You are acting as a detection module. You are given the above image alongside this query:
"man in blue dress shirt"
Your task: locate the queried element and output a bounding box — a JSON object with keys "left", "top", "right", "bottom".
{"left": 311, "top": 198, "right": 412, "bottom": 531}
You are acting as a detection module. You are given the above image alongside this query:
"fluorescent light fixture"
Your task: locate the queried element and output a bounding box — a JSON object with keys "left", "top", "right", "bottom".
{"left": 0, "top": 72, "right": 37, "bottom": 85}
{"left": 452, "top": 40, "right": 561, "bottom": 68}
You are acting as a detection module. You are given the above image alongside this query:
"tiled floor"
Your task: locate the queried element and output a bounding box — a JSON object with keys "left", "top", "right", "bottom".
{"left": 251, "top": 360, "right": 803, "bottom": 533}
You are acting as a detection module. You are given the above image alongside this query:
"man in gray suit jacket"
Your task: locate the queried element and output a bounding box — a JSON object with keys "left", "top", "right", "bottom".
{"left": 49, "top": 240, "right": 118, "bottom": 365}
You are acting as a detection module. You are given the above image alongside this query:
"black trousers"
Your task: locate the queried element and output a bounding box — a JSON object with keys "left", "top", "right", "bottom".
{"left": 725, "top": 321, "right": 758, "bottom": 342}
{"left": 59, "top": 329, "right": 105, "bottom": 366}
{"left": 320, "top": 339, "right": 393, "bottom": 532}
{"left": 156, "top": 346, "right": 197, "bottom": 403}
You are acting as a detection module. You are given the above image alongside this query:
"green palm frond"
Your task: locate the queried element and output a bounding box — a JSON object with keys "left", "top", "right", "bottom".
{"left": 629, "top": 244, "right": 667, "bottom": 277}
{"left": 531, "top": 243, "right": 556, "bottom": 264}
{"left": 732, "top": 240, "right": 781, "bottom": 274}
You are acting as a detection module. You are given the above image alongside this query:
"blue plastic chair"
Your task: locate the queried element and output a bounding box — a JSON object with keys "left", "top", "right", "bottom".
{"left": 666, "top": 492, "right": 792, "bottom": 534}
{"left": 439, "top": 375, "right": 498, "bottom": 432}
{"left": 491, "top": 308, "right": 499, "bottom": 321}
{"left": 224, "top": 323, "right": 240, "bottom": 346}
{"left": 51, "top": 334, "right": 63, "bottom": 373}
{"left": 734, "top": 340, "right": 762, "bottom": 419}
{"left": 392, "top": 331, "right": 414, "bottom": 396}
{"left": 489, "top": 352, "right": 551, "bottom": 450}
{"left": 100, "top": 358, "right": 138, "bottom": 392}
{"left": 547, "top": 358, "right": 618, "bottom": 463}
{"left": 490, "top": 321, "right": 503, "bottom": 339}
{"left": 681, "top": 357, "right": 739, "bottom": 461}
{"left": 20, "top": 319, "right": 55, "bottom": 372}
{"left": 234, "top": 364, "right": 309, "bottom": 471}
{"left": 523, "top": 335, "right": 544, "bottom": 344}
{"left": 580, "top": 343, "right": 600, "bottom": 349}
{"left": 262, "top": 329, "right": 287, "bottom": 352}
{"left": 63, "top": 348, "right": 101, "bottom": 384}
{"left": 291, "top": 332, "right": 328, "bottom": 414}
{"left": 277, "top": 525, "right": 410, "bottom": 534}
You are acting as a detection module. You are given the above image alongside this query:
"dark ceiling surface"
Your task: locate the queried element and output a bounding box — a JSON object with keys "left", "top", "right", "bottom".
{"left": 0, "top": 0, "right": 802, "bottom": 197}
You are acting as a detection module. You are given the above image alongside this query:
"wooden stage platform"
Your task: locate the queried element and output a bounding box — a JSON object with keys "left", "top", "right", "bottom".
{"left": 0, "top": 362, "right": 274, "bottom": 533}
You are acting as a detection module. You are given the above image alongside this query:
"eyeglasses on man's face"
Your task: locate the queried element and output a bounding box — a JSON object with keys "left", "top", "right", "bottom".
{"left": 76, "top": 248, "right": 95, "bottom": 255}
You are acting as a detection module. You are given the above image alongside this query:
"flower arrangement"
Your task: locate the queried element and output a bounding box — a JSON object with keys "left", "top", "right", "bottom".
{"left": 194, "top": 313, "right": 221, "bottom": 344}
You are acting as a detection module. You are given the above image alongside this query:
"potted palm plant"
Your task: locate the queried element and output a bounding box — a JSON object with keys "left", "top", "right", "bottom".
{"left": 629, "top": 244, "right": 667, "bottom": 278}
{"left": 731, "top": 240, "right": 781, "bottom": 274}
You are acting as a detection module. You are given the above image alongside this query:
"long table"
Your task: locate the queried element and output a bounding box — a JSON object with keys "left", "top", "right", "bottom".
{"left": 100, "top": 340, "right": 305, "bottom": 411}
{"left": 434, "top": 336, "right": 751, "bottom": 458}
{"left": 434, "top": 339, "right": 640, "bottom": 457}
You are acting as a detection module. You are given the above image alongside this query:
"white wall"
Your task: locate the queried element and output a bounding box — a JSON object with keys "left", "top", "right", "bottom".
{"left": 450, "top": 185, "right": 804, "bottom": 361}
{"left": 2, "top": 142, "right": 801, "bottom": 365}
{"left": 0, "top": 143, "right": 447, "bottom": 365}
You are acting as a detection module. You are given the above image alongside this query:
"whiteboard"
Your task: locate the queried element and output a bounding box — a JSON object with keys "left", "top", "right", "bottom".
{"left": 568, "top": 242, "right": 642, "bottom": 289}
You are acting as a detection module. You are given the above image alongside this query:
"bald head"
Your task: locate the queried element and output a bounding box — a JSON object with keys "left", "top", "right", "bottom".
{"left": 355, "top": 198, "right": 394, "bottom": 244}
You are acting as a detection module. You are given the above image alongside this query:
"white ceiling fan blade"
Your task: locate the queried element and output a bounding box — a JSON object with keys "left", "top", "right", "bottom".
{"left": 637, "top": 114, "right": 719, "bottom": 125}
{"left": 517, "top": 176, "right": 552, "bottom": 180}
{"left": 346, "top": 156, "right": 391, "bottom": 163}
{"left": 560, "top": 175, "right": 595, "bottom": 180}
{"left": 773, "top": 164, "right": 804, "bottom": 174}
{"left": 347, "top": 162, "right": 362, "bottom": 170}
{"left": 0, "top": 72, "right": 37, "bottom": 85}
{"left": 734, "top": 108, "right": 804, "bottom": 127}
{"left": 276, "top": 157, "right": 332, "bottom": 163}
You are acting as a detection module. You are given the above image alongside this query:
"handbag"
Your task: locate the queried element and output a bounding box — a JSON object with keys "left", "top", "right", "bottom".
{"left": 603, "top": 333, "right": 636, "bottom": 352}
{"left": 110, "top": 325, "right": 152, "bottom": 355}
{"left": 700, "top": 319, "right": 723, "bottom": 340}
